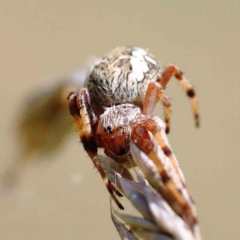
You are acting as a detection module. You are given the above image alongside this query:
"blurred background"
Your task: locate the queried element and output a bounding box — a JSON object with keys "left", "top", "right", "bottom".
{"left": 0, "top": 1, "right": 240, "bottom": 239}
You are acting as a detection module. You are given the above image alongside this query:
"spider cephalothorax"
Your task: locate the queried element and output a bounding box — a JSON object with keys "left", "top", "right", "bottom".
{"left": 68, "top": 46, "right": 200, "bottom": 230}
{"left": 97, "top": 104, "right": 141, "bottom": 162}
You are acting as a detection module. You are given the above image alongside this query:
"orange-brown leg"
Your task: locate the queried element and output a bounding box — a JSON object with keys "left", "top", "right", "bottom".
{"left": 68, "top": 90, "right": 124, "bottom": 210}
{"left": 142, "top": 82, "right": 171, "bottom": 133}
{"left": 141, "top": 118, "right": 186, "bottom": 185}
{"left": 131, "top": 118, "right": 197, "bottom": 229}
{"left": 141, "top": 117, "right": 194, "bottom": 202}
{"left": 159, "top": 65, "right": 200, "bottom": 127}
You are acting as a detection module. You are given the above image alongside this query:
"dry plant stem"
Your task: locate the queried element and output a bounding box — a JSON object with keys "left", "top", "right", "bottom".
{"left": 104, "top": 156, "right": 202, "bottom": 240}
{"left": 100, "top": 149, "right": 202, "bottom": 240}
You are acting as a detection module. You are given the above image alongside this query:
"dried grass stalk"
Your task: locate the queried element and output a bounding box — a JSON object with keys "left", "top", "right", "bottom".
{"left": 101, "top": 136, "right": 202, "bottom": 240}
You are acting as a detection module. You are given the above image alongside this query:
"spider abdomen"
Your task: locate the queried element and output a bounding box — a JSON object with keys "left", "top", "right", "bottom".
{"left": 85, "top": 46, "right": 162, "bottom": 107}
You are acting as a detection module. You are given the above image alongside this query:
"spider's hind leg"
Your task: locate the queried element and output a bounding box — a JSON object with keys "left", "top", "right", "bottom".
{"left": 159, "top": 65, "right": 200, "bottom": 127}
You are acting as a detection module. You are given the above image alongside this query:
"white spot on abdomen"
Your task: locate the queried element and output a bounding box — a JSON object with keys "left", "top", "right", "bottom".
{"left": 128, "top": 57, "right": 149, "bottom": 82}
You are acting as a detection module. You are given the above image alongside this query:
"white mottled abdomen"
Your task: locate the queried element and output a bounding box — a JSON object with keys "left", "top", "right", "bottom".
{"left": 85, "top": 46, "right": 162, "bottom": 107}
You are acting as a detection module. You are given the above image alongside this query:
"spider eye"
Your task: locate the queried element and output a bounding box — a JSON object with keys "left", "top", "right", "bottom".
{"left": 104, "top": 126, "right": 113, "bottom": 135}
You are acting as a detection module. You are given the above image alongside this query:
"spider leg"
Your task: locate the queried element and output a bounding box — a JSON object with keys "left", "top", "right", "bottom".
{"left": 131, "top": 117, "right": 197, "bottom": 229}
{"left": 145, "top": 118, "right": 195, "bottom": 203}
{"left": 159, "top": 65, "right": 199, "bottom": 127}
{"left": 68, "top": 90, "right": 124, "bottom": 209}
{"left": 142, "top": 82, "right": 171, "bottom": 133}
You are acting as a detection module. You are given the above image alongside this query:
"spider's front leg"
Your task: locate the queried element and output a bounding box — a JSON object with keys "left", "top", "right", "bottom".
{"left": 68, "top": 90, "right": 124, "bottom": 210}
{"left": 131, "top": 117, "right": 197, "bottom": 230}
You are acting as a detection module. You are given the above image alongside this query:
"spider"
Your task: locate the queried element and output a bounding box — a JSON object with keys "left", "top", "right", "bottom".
{"left": 67, "top": 46, "right": 199, "bottom": 229}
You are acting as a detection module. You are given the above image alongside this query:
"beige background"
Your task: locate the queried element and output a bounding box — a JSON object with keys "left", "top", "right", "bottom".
{"left": 1, "top": 1, "right": 240, "bottom": 239}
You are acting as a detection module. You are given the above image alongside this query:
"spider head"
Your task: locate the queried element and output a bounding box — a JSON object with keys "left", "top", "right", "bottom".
{"left": 97, "top": 104, "right": 141, "bottom": 156}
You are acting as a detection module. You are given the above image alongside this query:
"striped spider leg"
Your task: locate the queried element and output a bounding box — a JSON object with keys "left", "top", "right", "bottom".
{"left": 130, "top": 115, "right": 197, "bottom": 231}
{"left": 142, "top": 81, "right": 196, "bottom": 190}
{"left": 139, "top": 76, "right": 199, "bottom": 230}
{"left": 160, "top": 65, "right": 200, "bottom": 130}
{"left": 68, "top": 90, "right": 124, "bottom": 210}
{"left": 142, "top": 65, "right": 199, "bottom": 134}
